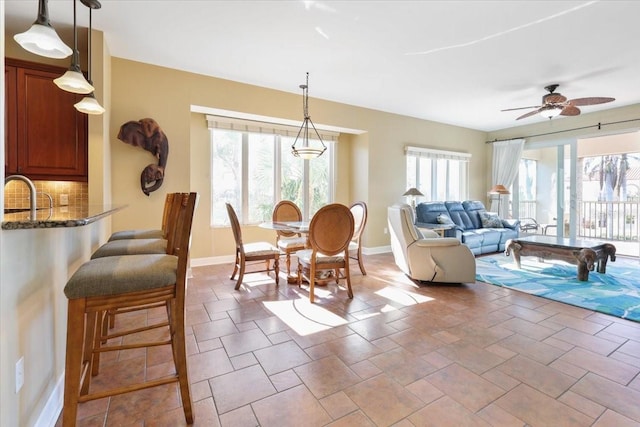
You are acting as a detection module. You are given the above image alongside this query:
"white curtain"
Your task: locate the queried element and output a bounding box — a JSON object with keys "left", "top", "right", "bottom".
{"left": 491, "top": 139, "right": 525, "bottom": 217}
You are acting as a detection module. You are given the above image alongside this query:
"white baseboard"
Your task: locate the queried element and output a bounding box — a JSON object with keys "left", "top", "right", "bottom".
{"left": 34, "top": 373, "right": 64, "bottom": 427}
{"left": 191, "top": 247, "right": 390, "bottom": 267}
{"left": 191, "top": 255, "right": 235, "bottom": 267}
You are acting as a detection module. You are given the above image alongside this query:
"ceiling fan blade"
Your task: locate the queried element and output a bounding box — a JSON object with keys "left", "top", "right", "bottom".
{"left": 560, "top": 105, "right": 581, "bottom": 116}
{"left": 501, "top": 105, "right": 541, "bottom": 112}
{"left": 568, "top": 97, "right": 615, "bottom": 106}
{"left": 516, "top": 109, "right": 542, "bottom": 120}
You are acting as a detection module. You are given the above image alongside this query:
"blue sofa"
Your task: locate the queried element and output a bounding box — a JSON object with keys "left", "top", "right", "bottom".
{"left": 415, "top": 200, "right": 520, "bottom": 255}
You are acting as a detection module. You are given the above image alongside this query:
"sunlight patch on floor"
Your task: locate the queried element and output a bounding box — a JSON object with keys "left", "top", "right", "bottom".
{"left": 375, "top": 286, "right": 435, "bottom": 306}
{"left": 262, "top": 299, "right": 348, "bottom": 336}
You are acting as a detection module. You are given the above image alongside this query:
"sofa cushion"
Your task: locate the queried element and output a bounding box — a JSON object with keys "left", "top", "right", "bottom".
{"left": 479, "top": 211, "right": 504, "bottom": 228}
{"left": 415, "top": 202, "right": 449, "bottom": 224}
{"left": 460, "top": 231, "right": 483, "bottom": 248}
{"left": 462, "top": 200, "right": 486, "bottom": 229}
{"left": 444, "top": 201, "right": 474, "bottom": 230}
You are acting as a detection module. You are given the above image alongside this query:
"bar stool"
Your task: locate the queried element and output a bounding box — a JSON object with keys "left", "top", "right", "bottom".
{"left": 108, "top": 192, "right": 175, "bottom": 241}
{"left": 91, "top": 192, "right": 183, "bottom": 258}
{"left": 62, "top": 192, "right": 197, "bottom": 426}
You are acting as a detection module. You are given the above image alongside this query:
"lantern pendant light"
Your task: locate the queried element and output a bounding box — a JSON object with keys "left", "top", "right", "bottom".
{"left": 74, "top": 0, "right": 105, "bottom": 115}
{"left": 54, "top": 0, "right": 94, "bottom": 94}
{"left": 291, "top": 73, "right": 327, "bottom": 159}
{"left": 13, "top": 0, "right": 72, "bottom": 59}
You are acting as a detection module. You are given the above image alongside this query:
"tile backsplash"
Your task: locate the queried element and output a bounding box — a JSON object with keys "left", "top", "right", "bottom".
{"left": 4, "top": 180, "right": 88, "bottom": 209}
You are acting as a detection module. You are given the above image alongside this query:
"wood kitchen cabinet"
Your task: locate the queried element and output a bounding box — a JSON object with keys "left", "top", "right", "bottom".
{"left": 5, "top": 58, "right": 88, "bottom": 181}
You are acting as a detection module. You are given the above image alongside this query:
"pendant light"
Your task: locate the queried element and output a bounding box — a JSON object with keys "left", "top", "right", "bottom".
{"left": 14, "top": 0, "right": 72, "bottom": 59}
{"left": 74, "top": 0, "right": 105, "bottom": 115}
{"left": 291, "top": 72, "right": 327, "bottom": 159}
{"left": 54, "top": 0, "right": 94, "bottom": 94}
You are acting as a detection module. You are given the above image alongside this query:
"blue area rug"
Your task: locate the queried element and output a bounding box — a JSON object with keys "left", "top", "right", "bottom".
{"left": 476, "top": 255, "right": 640, "bottom": 322}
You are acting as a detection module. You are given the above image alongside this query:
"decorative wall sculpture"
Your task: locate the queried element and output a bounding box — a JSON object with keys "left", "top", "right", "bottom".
{"left": 117, "top": 118, "right": 169, "bottom": 196}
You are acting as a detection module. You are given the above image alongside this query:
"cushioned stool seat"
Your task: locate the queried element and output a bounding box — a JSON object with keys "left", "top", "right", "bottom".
{"left": 65, "top": 254, "right": 177, "bottom": 298}
{"left": 91, "top": 238, "right": 167, "bottom": 259}
{"left": 108, "top": 229, "right": 164, "bottom": 241}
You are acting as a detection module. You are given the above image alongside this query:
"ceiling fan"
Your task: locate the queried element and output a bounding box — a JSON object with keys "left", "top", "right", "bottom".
{"left": 502, "top": 84, "right": 615, "bottom": 120}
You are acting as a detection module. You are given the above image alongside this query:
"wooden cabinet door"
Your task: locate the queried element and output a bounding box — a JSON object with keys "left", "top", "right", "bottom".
{"left": 16, "top": 66, "right": 88, "bottom": 180}
{"left": 5, "top": 66, "right": 18, "bottom": 175}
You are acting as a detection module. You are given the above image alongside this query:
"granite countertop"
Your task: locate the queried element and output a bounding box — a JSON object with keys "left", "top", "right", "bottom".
{"left": 2, "top": 205, "right": 125, "bottom": 230}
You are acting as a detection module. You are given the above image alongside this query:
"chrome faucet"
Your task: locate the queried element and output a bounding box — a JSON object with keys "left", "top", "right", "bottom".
{"left": 4, "top": 174, "right": 37, "bottom": 220}
{"left": 40, "top": 192, "right": 54, "bottom": 209}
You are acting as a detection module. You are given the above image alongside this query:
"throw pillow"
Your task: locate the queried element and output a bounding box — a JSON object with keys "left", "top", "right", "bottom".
{"left": 437, "top": 214, "right": 454, "bottom": 225}
{"left": 480, "top": 211, "right": 504, "bottom": 228}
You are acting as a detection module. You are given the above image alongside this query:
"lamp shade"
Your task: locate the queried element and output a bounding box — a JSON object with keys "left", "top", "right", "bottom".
{"left": 74, "top": 93, "right": 105, "bottom": 114}
{"left": 54, "top": 67, "right": 94, "bottom": 94}
{"left": 403, "top": 187, "right": 424, "bottom": 197}
{"left": 489, "top": 184, "right": 510, "bottom": 195}
{"left": 13, "top": 0, "right": 72, "bottom": 59}
{"left": 14, "top": 24, "right": 72, "bottom": 59}
{"left": 539, "top": 105, "right": 563, "bottom": 119}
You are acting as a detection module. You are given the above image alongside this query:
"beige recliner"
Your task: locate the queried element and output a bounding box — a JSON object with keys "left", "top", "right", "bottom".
{"left": 388, "top": 204, "right": 476, "bottom": 283}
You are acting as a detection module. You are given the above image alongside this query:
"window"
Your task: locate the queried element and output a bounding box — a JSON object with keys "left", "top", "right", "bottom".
{"left": 210, "top": 123, "right": 335, "bottom": 226}
{"left": 405, "top": 146, "right": 470, "bottom": 201}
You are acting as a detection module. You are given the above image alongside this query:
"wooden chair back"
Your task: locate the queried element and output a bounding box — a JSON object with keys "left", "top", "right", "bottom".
{"left": 272, "top": 200, "right": 303, "bottom": 239}
{"left": 308, "top": 203, "right": 354, "bottom": 256}
{"left": 226, "top": 203, "right": 244, "bottom": 251}
{"left": 160, "top": 193, "right": 175, "bottom": 236}
{"left": 350, "top": 201, "right": 367, "bottom": 244}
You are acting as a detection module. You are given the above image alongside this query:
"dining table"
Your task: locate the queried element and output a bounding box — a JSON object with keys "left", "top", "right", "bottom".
{"left": 259, "top": 220, "right": 311, "bottom": 283}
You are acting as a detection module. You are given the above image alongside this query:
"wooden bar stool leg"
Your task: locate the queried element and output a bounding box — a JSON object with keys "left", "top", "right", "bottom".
{"left": 80, "top": 310, "right": 97, "bottom": 395}
{"left": 63, "top": 298, "right": 87, "bottom": 427}
{"left": 170, "top": 299, "right": 194, "bottom": 423}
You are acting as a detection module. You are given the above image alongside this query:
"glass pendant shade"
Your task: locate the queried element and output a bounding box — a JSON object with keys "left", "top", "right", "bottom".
{"left": 291, "top": 145, "right": 326, "bottom": 160}
{"left": 74, "top": 92, "right": 105, "bottom": 114}
{"left": 13, "top": 0, "right": 72, "bottom": 59}
{"left": 539, "top": 106, "right": 563, "bottom": 119}
{"left": 14, "top": 24, "right": 72, "bottom": 59}
{"left": 54, "top": 63, "right": 94, "bottom": 94}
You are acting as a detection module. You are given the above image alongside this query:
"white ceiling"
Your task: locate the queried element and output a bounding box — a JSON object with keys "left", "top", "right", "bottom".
{"left": 5, "top": 0, "right": 640, "bottom": 132}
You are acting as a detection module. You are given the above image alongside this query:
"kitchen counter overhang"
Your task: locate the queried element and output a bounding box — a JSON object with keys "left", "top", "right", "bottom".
{"left": 2, "top": 205, "right": 125, "bottom": 230}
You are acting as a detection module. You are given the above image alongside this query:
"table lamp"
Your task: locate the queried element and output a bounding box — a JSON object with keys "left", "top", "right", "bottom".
{"left": 403, "top": 187, "right": 424, "bottom": 209}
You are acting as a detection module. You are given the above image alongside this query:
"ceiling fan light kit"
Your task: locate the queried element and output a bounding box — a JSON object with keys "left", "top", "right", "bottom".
{"left": 503, "top": 84, "right": 615, "bottom": 121}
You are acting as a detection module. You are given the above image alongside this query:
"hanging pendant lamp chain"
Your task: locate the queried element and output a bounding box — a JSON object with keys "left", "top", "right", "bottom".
{"left": 301, "top": 72, "right": 309, "bottom": 119}
{"left": 87, "top": 6, "right": 92, "bottom": 81}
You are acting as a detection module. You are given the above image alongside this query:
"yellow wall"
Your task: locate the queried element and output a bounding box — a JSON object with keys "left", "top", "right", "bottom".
{"left": 109, "top": 58, "right": 489, "bottom": 260}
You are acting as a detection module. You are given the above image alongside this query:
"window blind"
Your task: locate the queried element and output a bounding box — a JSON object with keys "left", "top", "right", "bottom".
{"left": 206, "top": 114, "right": 339, "bottom": 141}
{"left": 405, "top": 145, "right": 471, "bottom": 161}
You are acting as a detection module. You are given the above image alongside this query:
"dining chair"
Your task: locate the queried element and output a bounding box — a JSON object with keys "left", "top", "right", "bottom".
{"left": 272, "top": 200, "right": 307, "bottom": 276}
{"left": 348, "top": 201, "right": 368, "bottom": 275}
{"left": 108, "top": 192, "right": 175, "bottom": 241}
{"left": 62, "top": 192, "right": 198, "bottom": 426}
{"left": 296, "top": 203, "right": 355, "bottom": 303}
{"left": 226, "top": 203, "right": 280, "bottom": 290}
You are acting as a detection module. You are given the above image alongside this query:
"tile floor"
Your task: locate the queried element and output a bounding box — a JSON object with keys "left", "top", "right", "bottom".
{"left": 58, "top": 253, "right": 640, "bottom": 426}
